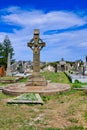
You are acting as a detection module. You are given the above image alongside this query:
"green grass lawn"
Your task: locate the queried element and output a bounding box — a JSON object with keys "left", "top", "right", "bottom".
{"left": 42, "top": 72, "right": 70, "bottom": 84}
{"left": 0, "top": 72, "right": 87, "bottom": 129}
{"left": 0, "top": 76, "right": 16, "bottom": 80}
{"left": 0, "top": 90, "right": 87, "bottom": 130}
{"left": 0, "top": 77, "right": 28, "bottom": 86}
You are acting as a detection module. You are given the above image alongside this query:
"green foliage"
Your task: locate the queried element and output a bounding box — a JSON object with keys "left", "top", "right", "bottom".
{"left": 84, "top": 111, "right": 87, "bottom": 122}
{"left": 68, "top": 118, "right": 78, "bottom": 123}
{"left": 18, "top": 126, "right": 38, "bottom": 130}
{"left": 0, "top": 43, "right": 4, "bottom": 65}
{"left": 63, "top": 126, "right": 86, "bottom": 130}
{"left": 70, "top": 71, "right": 73, "bottom": 74}
{"left": 0, "top": 88, "right": 87, "bottom": 129}
{"left": 75, "top": 80, "right": 81, "bottom": 84}
{"left": 42, "top": 72, "right": 59, "bottom": 82}
{"left": 42, "top": 95, "right": 51, "bottom": 102}
{"left": 0, "top": 82, "right": 7, "bottom": 86}
{"left": 0, "top": 35, "right": 14, "bottom": 68}
{"left": 48, "top": 62, "right": 58, "bottom": 67}
{"left": 42, "top": 89, "right": 77, "bottom": 102}
{"left": 42, "top": 72, "right": 70, "bottom": 83}
{"left": 62, "top": 89, "right": 77, "bottom": 96}
{"left": 15, "top": 93, "right": 38, "bottom": 101}
{"left": 72, "top": 83, "right": 81, "bottom": 88}
{"left": 44, "top": 128, "right": 61, "bottom": 130}
{"left": 0, "top": 93, "right": 11, "bottom": 100}
{"left": 71, "top": 80, "right": 82, "bottom": 89}
{"left": 0, "top": 43, "right": 3, "bottom": 56}
{"left": 0, "top": 76, "right": 16, "bottom": 80}
{"left": 71, "top": 79, "right": 87, "bottom": 89}
{"left": 19, "top": 77, "right": 28, "bottom": 82}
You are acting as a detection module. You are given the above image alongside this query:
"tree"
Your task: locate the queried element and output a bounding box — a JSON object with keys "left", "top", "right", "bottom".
{"left": 2, "top": 35, "right": 14, "bottom": 68}
{"left": 0, "top": 43, "right": 3, "bottom": 56}
{"left": 0, "top": 43, "right": 4, "bottom": 65}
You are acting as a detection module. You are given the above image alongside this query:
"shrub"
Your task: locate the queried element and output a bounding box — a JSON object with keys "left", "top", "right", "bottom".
{"left": 72, "top": 83, "right": 81, "bottom": 88}
{"left": 75, "top": 80, "right": 81, "bottom": 84}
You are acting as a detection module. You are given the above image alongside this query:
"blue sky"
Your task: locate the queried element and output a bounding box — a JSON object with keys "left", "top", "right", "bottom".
{"left": 0, "top": 0, "right": 87, "bottom": 62}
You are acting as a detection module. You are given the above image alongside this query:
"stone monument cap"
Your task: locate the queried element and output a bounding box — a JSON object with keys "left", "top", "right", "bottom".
{"left": 34, "top": 29, "right": 39, "bottom": 35}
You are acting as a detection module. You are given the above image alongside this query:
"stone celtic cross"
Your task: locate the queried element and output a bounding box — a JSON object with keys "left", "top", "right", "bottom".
{"left": 27, "top": 29, "right": 46, "bottom": 76}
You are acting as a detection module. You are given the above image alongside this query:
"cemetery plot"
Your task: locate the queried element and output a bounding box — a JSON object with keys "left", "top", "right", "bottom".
{"left": 0, "top": 76, "right": 23, "bottom": 83}
{"left": 7, "top": 93, "right": 43, "bottom": 104}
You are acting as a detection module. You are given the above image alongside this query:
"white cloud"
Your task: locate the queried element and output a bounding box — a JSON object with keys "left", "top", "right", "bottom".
{"left": 1, "top": 6, "right": 86, "bottom": 29}
{"left": 0, "top": 6, "right": 87, "bottom": 61}
{"left": 79, "top": 42, "right": 87, "bottom": 47}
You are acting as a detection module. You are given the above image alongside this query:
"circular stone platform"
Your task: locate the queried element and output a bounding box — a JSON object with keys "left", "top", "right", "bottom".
{"left": 2, "top": 83, "right": 70, "bottom": 96}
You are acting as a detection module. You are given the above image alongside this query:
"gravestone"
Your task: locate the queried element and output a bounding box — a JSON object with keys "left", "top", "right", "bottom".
{"left": 83, "top": 56, "right": 87, "bottom": 76}
{"left": 6, "top": 53, "right": 12, "bottom": 76}
{"left": 18, "top": 61, "right": 24, "bottom": 73}
{"left": 27, "top": 29, "right": 47, "bottom": 86}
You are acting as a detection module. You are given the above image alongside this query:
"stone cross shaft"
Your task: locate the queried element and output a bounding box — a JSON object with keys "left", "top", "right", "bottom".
{"left": 27, "top": 29, "right": 45, "bottom": 75}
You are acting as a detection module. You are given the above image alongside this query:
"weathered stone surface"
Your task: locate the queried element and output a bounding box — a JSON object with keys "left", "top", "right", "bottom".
{"left": 27, "top": 29, "right": 46, "bottom": 86}
{"left": 7, "top": 93, "right": 44, "bottom": 104}
{"left": 2, "top": 83, "right": 70, "bottom": 96}
{"left": 26, "top": 75, "right": 47, "bottom": 86}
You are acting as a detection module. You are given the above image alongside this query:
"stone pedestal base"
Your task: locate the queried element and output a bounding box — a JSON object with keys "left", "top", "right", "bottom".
{"left": 26, "top": 74, "right": 47, "bottom": 86}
